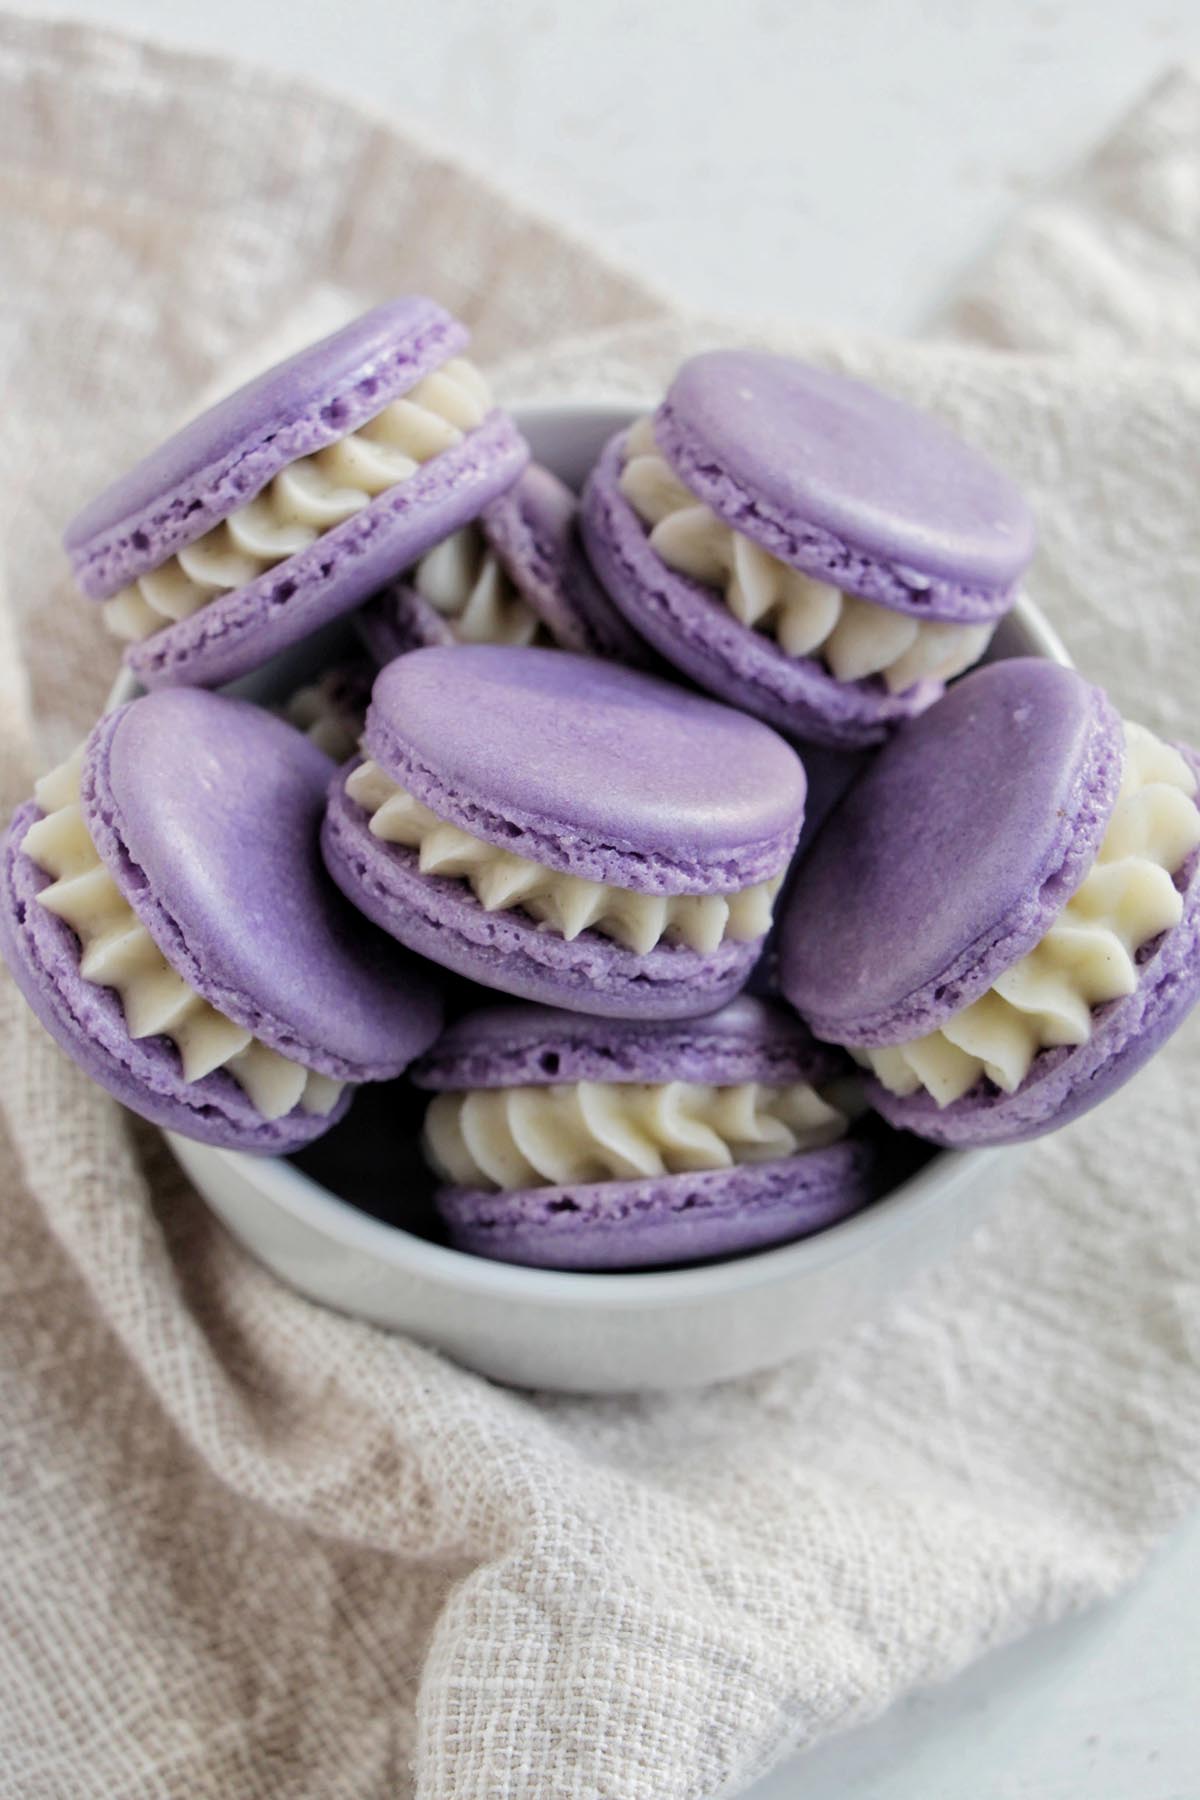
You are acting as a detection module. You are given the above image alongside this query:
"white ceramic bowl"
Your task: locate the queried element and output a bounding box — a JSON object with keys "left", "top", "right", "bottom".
{"left": 110, "top": 401, "right": 1065, "bottom": 1394}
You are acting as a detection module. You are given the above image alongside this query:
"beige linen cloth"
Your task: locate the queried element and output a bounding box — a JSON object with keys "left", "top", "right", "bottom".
{"left": 1, "top": 17, "right": 1198, "bottom": 1797}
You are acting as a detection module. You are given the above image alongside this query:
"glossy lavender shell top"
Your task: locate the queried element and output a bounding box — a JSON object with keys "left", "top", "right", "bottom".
{"left": 654, "top": 350, "right": 1036, "bottom": 617}
{"left": 362, "top": 645, "right": 808, "bottom": 892}
{"left": 66, "top": 297, "right": 467, "bottom": 598}
{"left": 779, "top": 659, "right": 1123, "bottom": 1044}
{"left": 82, "top": 689, "right": 443, "bottom": 1077}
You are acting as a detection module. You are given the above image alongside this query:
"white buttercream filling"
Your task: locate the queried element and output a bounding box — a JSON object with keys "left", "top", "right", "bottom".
{"left": 619, "top": 416, "right": 993, "bottom": 693}
{"left": 424, "top": 1077, "right": 846, "bottom": 1190}
{"left": 285, "top": 673, "right": 366, "bottom": 763}
{"left": 412, "top": 522, "right": 548, "bottom": 647}
{"left": 25, "top": 747, "right": 343, "bottom": 1121}
{"left": 103, "top": 358, "right": 492, "bottom": 644}
{"left": 345, "top": 759, "right": 781, "bottom": 955}
{"left": 859, "top": 721, "right": 1200, "bottom": 1107}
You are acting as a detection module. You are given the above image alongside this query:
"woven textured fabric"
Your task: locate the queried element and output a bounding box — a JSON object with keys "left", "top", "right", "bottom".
{"left": 1, "top": 20, "right": 1197, "bottom": 1798}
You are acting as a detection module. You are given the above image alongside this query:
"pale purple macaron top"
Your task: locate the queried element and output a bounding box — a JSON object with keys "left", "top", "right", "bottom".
{"left": 82, "top": 689, "right": 443, "bottom": 1078}
{"left": 779, "top": 658, "right": 1123, "bottom": 1045}
{"left": 66, "top": 297, "right": 466, "bottom": 598}
{"left": 412, "top": 995, "right": 844, "bottom": 1092}
{"left": 654, "top": 351, "right": 1036, "bottom": 618}
{"left": 362, "top": 645, "right": 808, "bottom": 891}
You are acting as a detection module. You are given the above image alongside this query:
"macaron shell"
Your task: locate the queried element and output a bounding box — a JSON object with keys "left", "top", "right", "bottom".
{"left": 363, "top": 646, "right": 807, "bottom": 892}
{"left": 581, "top": 432, "right": 939, "bottom": 750}
{"left": 656, "top": 350, "right": 1035, "bottom": 612}
{"left": 355, "top": 579, "right": 456, "bottom": 666}
{"left": 413, "top": 995, "right": 846, "bottom": 1090}
{"left": 125, "top": 410, "right": 529, "bottom": 690}
{"left": 1, "top": 803, "right": 347, "bottom": 1152}
{"left": 434, "top": 1138, "right": 876, "bottom": 1270}
{"left": 868, "top": 750, "right": 1200, "bottom": 1147}
{"left": 482, "top": 463, "right": 651, "bottom": 662}
{"left": 84, "top": 692, "right": 443, "bottom": 1080}
{"left": 67, "top": 297, "right": 466, "bottom": 597}
{"left": 322, "top": 774, "right": 760, "bottom": 1020}
{"left": 779, "top": 660, "right": 1123, "bottom": 1044}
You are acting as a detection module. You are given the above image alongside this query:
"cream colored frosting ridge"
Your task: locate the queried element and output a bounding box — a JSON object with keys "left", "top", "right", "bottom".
{"left": 424, "top": 1078, "right": 846, "bottom": 1190}
{"left": 345, "top": 759, "right": 781, "bottom": 954}
{"left": 860, "top": 722, "right": 1200, "bottom": 1107}
{"left": 619, "top": 416, "right": 993, "bottom": 693}
{"left": 413, "top": 522, "right": 548, "bottom": 647}
{"left": 285, "top": 676, "right": 364, "bottom": 763}
{"left": 103, "top": 358, "right": 492, "bottom": 644}
{"left": 25, "top": 747, "right": 343, "bottom": 1121}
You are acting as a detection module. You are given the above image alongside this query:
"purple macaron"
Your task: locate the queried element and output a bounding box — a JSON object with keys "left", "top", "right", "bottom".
{"left": 411, "top": 996, "right": 875, "bottom": 1270}
{"left": 581, "top": 351, "right": 1035, "bottom": 749}
{"left": 356, "top": 462, "right": 646, "bottom": 666}
{"left": 66, "top": 297, "right": 529, "bottom": 690}
{"left": 779, "top": 658, "right": 1200, "bottom": 1146}
{"left": 321, "top": 645, "right": 807, "bottom": 1019}
{"left": 0, "top": 690, "right": 443, "bottom": 1151}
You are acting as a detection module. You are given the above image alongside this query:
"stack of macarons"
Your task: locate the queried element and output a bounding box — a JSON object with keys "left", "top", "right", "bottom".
{"left": 4, "top": 296, "right": 1196, "bottom": 1274}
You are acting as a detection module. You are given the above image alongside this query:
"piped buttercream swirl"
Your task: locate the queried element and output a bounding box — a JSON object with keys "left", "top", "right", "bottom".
{"left": 412, "top": 523, "right": 548, "bottom": 647}
{"left": 103, "top": 358, "right": 492, "bottom": 644}
{"left": 24, "top": 748, "right": 343, "bottom": 1121}
{"left": 345, "top": 759, "right": 781, "bottom": 955}
{"left": 619, "top": 416, "right": 993, "bottom": 693}
{"left": 424, "top": 1077, "right": 846, "bottom": 1190}
{"left": 859, "top": 721, "right": 1200, "bottom": 1107}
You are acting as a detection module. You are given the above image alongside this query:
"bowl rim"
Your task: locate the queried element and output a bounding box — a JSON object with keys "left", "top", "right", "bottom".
{"left": 178, "top": 1133, "right": 1019, "bottom": 1308}
{"left": 107, "top": 397, "right": 1066, "bottom": 1307}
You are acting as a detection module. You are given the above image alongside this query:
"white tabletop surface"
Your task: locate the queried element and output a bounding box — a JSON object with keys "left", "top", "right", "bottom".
{"left": 21, "top": 1, "right": 1200, "bottom": 1792}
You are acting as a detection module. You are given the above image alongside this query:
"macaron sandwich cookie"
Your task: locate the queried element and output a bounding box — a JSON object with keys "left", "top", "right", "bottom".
{"left": 322, "top": 644, "right": 807, "bottom": 1019}
{"left": 412, "top": 998, "right": 874, "bottom": 1269}
{"left": 65, "top": 298, "right": 529, "bottom": 689}
{"left": 780, "top": 659, "right": 1200, "bottom": 1146}
{"left": 582, "top": 351, "right": 1035, "bottom": 748}
{"left": 0, "top": 690, "right": 443, "bottom": 1151}
{"left": 358, "top": 462, "right": 645, "bottom": 666}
